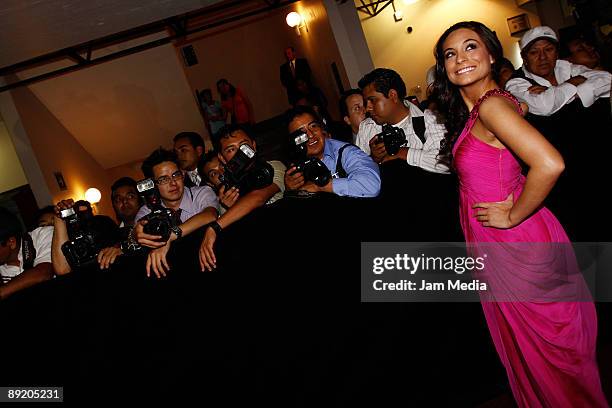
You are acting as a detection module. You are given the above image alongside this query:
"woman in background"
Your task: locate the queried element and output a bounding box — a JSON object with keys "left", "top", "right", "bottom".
{"left": 216, "top": 78, "right": 255, "bottom": 127}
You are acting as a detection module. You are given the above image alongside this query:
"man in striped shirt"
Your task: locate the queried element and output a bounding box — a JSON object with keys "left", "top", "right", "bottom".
{"left": 355, "top": 68, "right": 449, "bottom": 174}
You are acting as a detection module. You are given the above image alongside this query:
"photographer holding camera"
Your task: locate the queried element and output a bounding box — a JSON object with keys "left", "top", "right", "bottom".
{"left": 199, "top": 150, "right": 240, "bottom": 214}
{"left": 284, "top": 106, "right": 381, "bottom": 198}
{"left": 133, "top": 148, "right": 218, "bottom": 278}
{"left": 51, "top": 199, "right": 120, "bottom": 275}
{"left": 199, "top": 125, "right": 286, "bottom": 272}
{"left": 355, "top": 68, "right": 449, "bottom": 174}
{"left": 0, "top": 207, "right": 54, "bottom": 300}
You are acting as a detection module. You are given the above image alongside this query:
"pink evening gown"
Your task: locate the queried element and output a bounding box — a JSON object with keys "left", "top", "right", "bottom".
{"left": 452, "top": 89, "right": 608, "bottom": 407}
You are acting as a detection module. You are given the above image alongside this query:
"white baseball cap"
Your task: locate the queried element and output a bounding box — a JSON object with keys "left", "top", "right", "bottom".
{"left": 519, "top": 26, "right": 558, "bottom": 51}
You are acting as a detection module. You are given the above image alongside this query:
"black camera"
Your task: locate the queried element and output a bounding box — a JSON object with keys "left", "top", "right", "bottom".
{"left": 219, "top": 144, "right": 274, "bottom": 194}
{"left": 288, "top": 130, "right": 331, "bottom": 187}
{"left": 60, "top": 204, "right": 98, "bottom": 269}
{"left": 136, "top": 178, "right": 176, "bottom": 242}
{"left": 375, "top": 124, "right": 406, "bottom": 156}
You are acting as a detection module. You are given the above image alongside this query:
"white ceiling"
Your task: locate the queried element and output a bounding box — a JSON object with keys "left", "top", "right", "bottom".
{"left": 0, "top": 0, "right": 223, "bottom": 68}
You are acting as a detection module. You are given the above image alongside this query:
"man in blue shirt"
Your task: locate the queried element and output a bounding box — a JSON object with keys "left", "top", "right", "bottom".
{"left": 284, "top": 106, "right": 381, "bottom": 198}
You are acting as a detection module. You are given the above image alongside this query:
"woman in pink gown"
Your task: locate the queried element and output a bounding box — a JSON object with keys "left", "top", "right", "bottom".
{"left": 433, "top": 21, "right": 608, "bottom": 407}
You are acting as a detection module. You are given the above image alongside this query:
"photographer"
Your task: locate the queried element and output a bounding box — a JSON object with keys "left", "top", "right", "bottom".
{"left": 199, "top": 125, "right": 286, "bottom": 272}
{"left": 111, "top": 177, "right": 142, "bottom": 229}
{"left": 0, "top": 207, "right": 54, "bottom": 300}
{"left": 355, "top": 68, "right": 449, "bottom": 173}
{"left": 134, "top": 148, "right": 218, "bottom": 278}
{"left": 199, "top": 150, "right": 238, "bottom": 214}
{"left": 284, "top": 106, "right": 381, "bottom": 198}
{"left": 51, "top": 200, "right": 121, "bottom": 275}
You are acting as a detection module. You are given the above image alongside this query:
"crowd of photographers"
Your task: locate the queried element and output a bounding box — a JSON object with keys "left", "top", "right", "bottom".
{"left": 2, "top": 66, "right": 445, "bottom": 294}
{"left": 2, "top": 25, "right": 611, "bottom": 299}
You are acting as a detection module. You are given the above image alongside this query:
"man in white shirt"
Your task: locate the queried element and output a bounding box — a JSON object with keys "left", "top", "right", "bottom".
{"left": 0, "top": 207, "right": 54, "bottom": 300}
{"left": 355, "top": 68, "right": 449, "bottom": 174}
{"left": 506, "top": 26, "right": 612, "bottom": 241}
{"left": 505, "top": 26, "right": 611, "bottom": 116}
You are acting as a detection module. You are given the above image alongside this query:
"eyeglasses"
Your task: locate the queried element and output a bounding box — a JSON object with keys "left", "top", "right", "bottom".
{"left": 112, "top": 192, "right": 139, "bottom": 205}
{"left": 155, "top": 170, "right": 183, "bottom": 185}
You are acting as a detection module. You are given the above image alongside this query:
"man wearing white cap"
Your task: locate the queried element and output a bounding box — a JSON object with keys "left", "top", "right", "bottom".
{"left": 506, "top": 25, "right": 611, "bottom": 116}
{"left": 505, "top": 26, "right": 611, "bottom": 241}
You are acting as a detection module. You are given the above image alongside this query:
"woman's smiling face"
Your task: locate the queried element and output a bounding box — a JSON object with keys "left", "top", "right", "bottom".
{"left": 442, "top": 28, "right": 495, "bottom": 87}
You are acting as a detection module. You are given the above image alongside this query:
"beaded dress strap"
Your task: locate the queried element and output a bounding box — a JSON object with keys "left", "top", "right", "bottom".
{"left": 470, "top": 88, "right": 522, "bottom": 120}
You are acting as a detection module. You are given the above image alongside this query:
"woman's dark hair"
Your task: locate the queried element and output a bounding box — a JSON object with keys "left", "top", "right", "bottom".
{"left": 216, "top": 79, "right": 236, "bottom": 100}
{"left": 433, "top": 21, "right": 503, "bottom": 168}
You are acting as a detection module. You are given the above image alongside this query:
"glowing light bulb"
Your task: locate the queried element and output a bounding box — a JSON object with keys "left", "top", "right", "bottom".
{"left": 286, "top": 12, "right": 302, "bottom": 28}
{"left": 84, "top": 188, "right": 101, "bottom": 204}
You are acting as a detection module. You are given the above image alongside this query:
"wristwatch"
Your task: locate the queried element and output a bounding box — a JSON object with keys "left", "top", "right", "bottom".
{"left": 171, "top": 225, "right": 183, "bottom": 240}
{"left": 208, "top": 221, "right": 223, "bottom": 235}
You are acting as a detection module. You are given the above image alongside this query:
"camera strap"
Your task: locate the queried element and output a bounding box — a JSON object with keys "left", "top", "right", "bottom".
{"left": 411, "top": 116, "right": 426, "bottom": 144}
{"left": 334, "top": 143, "right": 356, "bottom": 179}
{"left": 21, "top": 232, "right": 36, "bottom": 270}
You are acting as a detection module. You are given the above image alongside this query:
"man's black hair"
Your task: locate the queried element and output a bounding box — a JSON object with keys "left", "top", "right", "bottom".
{"left": 173, "top": 132, "right": 205, "bottom": 149}
{"left": 358, "top": 68, "right": 407, "bottom": 100}
{"left": 111, "top": 177, "right": 137, "bottom": 197}
{"left": 339, "top": 89, "right": 363, "bottom": 118}
{"left": 34, "top": 205, "right": 55, "bottom": 220}
{"left": 498, "top": 57, "right": 515, "bottom": 71}
{"left": 214, "top": 124, "right": 253, "bottom": 152}
{"left": 141, "top": 148, "right": 180, "bottom": 179}
{"left": 0, "top": 207, "right": 23, "bottom": 243}
{"left": 285, "top": 105, "right": 325, "bottom": 128}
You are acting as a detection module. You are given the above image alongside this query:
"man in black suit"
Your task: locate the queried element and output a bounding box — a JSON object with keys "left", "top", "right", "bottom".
{"left": 279, "top": 46, "right": 312, "bottom": 106}
{"left": 173, "top": 132, "right": 206, "bottom": 187}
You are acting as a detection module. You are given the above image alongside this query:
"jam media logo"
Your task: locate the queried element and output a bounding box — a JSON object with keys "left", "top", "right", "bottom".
{"left": 371, "top": 253, "right": 487, "bottom": 275}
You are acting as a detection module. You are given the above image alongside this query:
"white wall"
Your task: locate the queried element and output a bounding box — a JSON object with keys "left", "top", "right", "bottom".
{"left": 357, "top": 0, "right": 541, "bottom": 99}
{"left": 0, "top": 118, "right": 28, "bottom": 194}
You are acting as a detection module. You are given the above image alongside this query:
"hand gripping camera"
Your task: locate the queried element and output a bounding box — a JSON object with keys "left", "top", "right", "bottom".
{"left": 375, "top": 124, "right": 407, "bottom": 156}
{"left": 60, "top": 202, "right": 98, "bottom": 268}
{"left": 219, "top": 144, "right": 274, "bottom": 194}
{"left": 136, "top": 178, "right": 177, "bottom": 242}
{"left": 288, "top": 130, "right": 331, "bottom": 187}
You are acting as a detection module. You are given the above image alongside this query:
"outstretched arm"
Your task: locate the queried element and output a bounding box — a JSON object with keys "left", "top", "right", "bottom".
{"left": 0, "top": 263, "right": 53, "bottom": 300}
{"left": 199, "top": 183, "right": 279, "bottom": 271}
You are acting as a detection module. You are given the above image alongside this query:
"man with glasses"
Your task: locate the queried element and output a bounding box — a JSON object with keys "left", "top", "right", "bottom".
{"left": 134, "top": 148, "right": 218, "bottom": 277}
{"left": 284, "top": 106, "right": 380, "bottom": 198}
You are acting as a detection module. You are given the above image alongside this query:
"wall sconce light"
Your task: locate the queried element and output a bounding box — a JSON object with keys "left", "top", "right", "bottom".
{"left": 286, "top": 11, "right": 307, "bottom": 36}
{"left": 85, "top": 187, "right": 101, "bottom": 213}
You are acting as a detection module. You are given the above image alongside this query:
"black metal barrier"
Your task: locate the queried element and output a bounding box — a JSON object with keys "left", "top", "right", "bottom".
{"left": 0, "top": 165, "right": 527, "bottom": 405}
